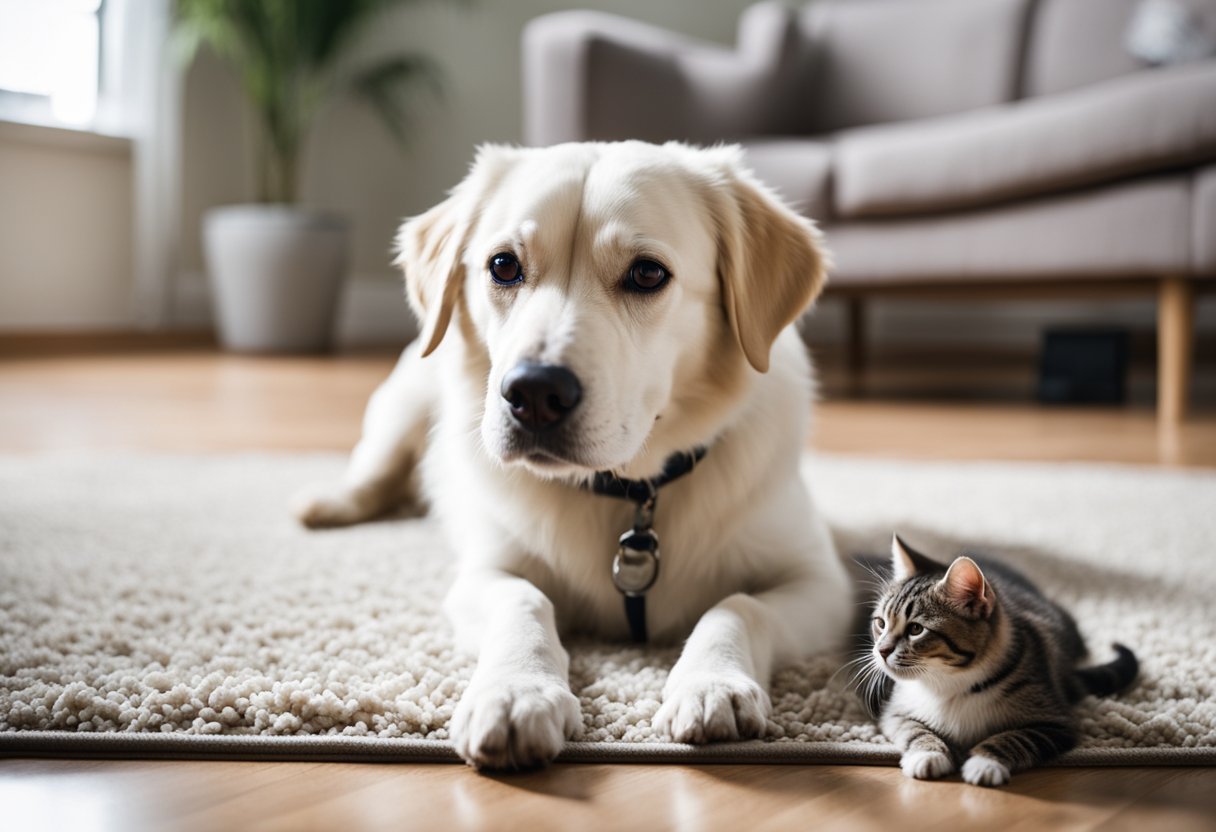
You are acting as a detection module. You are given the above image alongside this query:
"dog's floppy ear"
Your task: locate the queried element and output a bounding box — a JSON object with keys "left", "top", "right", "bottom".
{"left": 395, "top": 145, "right": 517, "bottom": 357}
{"left": 395, "top": 197, "right": 466, "bottom": 357}
{"left": 711, "top": 151, "right": 830, "bottom": 373}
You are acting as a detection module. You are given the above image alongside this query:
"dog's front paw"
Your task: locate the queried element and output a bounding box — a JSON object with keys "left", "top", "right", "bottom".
{"left": 449, "top": 675, "right": 581, "bottom": 770}
{"left": 900, "top": 749, "right": 955, "bottom": 780}
{"left": 961, "top": 755, "right": 1011, "bottom": 787}
{"left": 654, "top": 672, "right": 771, "bottom": 744}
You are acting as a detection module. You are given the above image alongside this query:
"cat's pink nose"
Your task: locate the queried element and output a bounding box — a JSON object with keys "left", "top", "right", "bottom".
{"left": 878, "top": 643, "right": 894, "bottom": 659}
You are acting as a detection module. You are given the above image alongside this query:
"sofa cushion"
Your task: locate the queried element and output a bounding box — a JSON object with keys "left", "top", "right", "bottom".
{"left": 833, "top": 62, "right": 1216, "bottom": 219}
{"left": 826, "top": 175, "right": 1191, "bottom": 284}
{"left": 1021, "top": 0, "right": 1145, "bottom": 97}
{"left": 1023, "top": 0, "right": 1216, "bottom": 97}
{"left": 799, "top": 0, "right": 1030, "bottom": 133}
{"left": 740, "top": 139, "right": 833, "bottom": 221}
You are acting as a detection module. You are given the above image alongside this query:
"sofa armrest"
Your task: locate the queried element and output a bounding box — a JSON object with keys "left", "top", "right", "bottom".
{"left": 523, "top": 2, "right": 807, "bottom": 146}
{"left": 831, "top": 60, "right": 1216, "bottom": 219}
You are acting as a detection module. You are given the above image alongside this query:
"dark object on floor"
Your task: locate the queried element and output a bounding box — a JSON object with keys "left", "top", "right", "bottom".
{"left": 1037, "top": 328, "right": 1129, "bottom": 404}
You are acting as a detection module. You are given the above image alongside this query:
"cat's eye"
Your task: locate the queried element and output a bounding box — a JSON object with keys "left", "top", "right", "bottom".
{"left": 489, "top": 252, "right": 524, "bottom": 286}
{"left": 906, "top": 622, "right": 924, "bottom": 636}
{"left": 872, "top": 617, "right": 886, "bottom": 631}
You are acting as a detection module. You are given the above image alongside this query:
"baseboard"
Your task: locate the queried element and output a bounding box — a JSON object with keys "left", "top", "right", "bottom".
{"left": 172, "top": 271, "right": 419, "bottom": 348}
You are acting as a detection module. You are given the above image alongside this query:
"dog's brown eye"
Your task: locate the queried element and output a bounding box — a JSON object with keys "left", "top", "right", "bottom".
{"left": 490, "top": 253, "right": 523, "bottom": 286}
{"left": 624, "top": 259, "right": 670, "bottom": 293}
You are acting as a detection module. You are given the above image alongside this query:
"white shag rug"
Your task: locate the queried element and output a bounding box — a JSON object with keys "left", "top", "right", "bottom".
{"left": 1, "top": 453, "right": 1214, "bottom": 765}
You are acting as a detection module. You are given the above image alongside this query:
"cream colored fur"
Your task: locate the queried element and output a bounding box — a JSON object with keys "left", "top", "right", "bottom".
{"left": 294, "top": 141, "right": 851, "bottom": 768}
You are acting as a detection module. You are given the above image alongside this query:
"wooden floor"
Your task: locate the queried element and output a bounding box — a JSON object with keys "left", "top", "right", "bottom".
{"left": 1, "top": 336, "right": 1214, "bottom": 465}
{"left": 2, "top": 337, "right": 1215, "bottom": 832}
{"left": 3, "top": 758, "right": 1214, "bottom": 832}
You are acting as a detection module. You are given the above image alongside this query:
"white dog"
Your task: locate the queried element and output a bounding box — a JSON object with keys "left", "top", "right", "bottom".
{"left": 295, "top": 141, "right": 850, "bottom": 768}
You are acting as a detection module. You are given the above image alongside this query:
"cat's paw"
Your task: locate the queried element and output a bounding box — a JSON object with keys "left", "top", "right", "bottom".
{"left": 654, "top": 672, "right": 771, "bottom": 743}
{"left": 962, "top": 755, "right": 1011, "bottom": 787}
{"left": 900, "top": 749, "right": 955, "bottom": 780}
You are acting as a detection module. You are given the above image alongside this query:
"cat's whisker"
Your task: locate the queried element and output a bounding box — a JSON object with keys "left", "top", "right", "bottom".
{"left": 855, "top": 561, "right": 891, "bottom": 586}
{"left": 830, "top": 653, "right": 876, "bottom": 686}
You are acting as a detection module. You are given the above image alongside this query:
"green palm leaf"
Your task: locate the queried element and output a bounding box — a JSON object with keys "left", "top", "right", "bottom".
{"left": 174, "top": 0, "right": 449, "bottom": 203}
{"left": 350, "top": 55, "right": 442, "bottom": 144}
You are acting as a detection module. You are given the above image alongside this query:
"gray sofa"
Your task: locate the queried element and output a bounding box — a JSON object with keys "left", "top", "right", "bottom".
{"left": 523, "top": 0, "right": 1216, "bottom": 422}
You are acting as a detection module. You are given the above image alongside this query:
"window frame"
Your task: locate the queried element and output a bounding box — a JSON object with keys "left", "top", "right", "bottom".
{"left": 0, "top": 0, "right": 118, "bottom": 135}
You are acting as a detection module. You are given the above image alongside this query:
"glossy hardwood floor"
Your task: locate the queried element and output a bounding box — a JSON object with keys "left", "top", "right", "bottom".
{"left": 4, "top": 758, "right": 1214, "bottom": 832}
{"left": 2, "top": 336, "right": 1214, "bottom": 832}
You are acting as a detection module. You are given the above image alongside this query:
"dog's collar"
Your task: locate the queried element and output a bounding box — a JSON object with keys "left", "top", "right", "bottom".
{"left": 587, "top": 447, "right": 708, "bottom": 503}
{"left": 584, "top": 447, "right": 708, "bottom": 643}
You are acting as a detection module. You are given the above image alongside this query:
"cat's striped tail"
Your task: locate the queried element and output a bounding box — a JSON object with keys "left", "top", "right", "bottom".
{"left": 1076, "top": 643, "right": 1139, "bottom": 697}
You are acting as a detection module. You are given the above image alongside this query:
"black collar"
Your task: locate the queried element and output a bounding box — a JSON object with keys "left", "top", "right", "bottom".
{"left": 583, "top": 447, "right": 708, "bottom": 643}
{"left": 587, "top": 447, "right": 709, "bottom": 504}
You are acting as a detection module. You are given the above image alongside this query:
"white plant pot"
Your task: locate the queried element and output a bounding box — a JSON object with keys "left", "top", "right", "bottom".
{"left": 203, "top": 205, "right": 349, "bottom": 353}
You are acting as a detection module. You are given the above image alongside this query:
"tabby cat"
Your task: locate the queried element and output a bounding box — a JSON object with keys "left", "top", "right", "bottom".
{"left": 854, "top": 535, "right": 1138, "bottom": 787}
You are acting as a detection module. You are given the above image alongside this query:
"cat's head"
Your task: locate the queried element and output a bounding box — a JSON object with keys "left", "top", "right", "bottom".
{"left": 870, "top": 535, "right": 999, "bottom": 683}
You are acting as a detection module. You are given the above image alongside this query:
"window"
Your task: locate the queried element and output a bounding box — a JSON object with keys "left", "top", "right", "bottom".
{"left": 0, "top": 0, "right": 104, "bottom": 127}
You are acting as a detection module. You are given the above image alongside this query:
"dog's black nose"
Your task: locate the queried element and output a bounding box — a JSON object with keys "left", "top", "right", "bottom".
{"left": 501, "top": 362, "right": 582, "bottom": 430}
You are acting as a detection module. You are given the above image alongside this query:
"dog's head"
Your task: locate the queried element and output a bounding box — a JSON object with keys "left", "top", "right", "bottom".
{"left": 395, "top": 141, "right": 828, "bottom": 480}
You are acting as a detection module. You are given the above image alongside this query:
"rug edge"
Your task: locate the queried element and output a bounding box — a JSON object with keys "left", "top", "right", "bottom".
{"left": 1, "top": 733, "right": 1212, "bottom": 767}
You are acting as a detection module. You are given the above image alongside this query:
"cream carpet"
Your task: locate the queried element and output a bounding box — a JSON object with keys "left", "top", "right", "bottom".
{"left": 2, "top": 453, "right": 1214, "bottom": 765}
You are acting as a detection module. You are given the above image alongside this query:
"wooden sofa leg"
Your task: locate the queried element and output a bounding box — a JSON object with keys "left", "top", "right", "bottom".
{"left": 1157, "top": 276, "right": 1194, "bottom": 425}
{"left": 846, "top": 297, "right": 867, "bottom": 385}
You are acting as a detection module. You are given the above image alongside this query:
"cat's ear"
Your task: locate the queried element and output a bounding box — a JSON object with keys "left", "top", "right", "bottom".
{"left": 891, "top": 534, "right": 938, "bottom": 580}
{"left": 940, "top": 557, "right": 995, "bottom": 619}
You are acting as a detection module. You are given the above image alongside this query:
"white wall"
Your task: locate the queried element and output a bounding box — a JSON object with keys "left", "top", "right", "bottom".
{"left": 0, "top": 122, "right": 135, "bottom": 330}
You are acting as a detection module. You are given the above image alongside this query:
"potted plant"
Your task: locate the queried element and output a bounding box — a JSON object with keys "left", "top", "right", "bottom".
{"left": 175, "top": 0, "right": 439, "bottom": 353}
